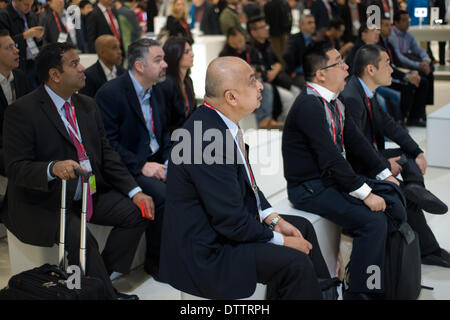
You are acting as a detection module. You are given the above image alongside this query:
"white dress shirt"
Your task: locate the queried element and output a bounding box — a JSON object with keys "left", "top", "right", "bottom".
{"left": 0, "top": 72, "right": 15, "bottom": 105}
{"left": 99, "top": 59, "right": 118, "bottom": 81}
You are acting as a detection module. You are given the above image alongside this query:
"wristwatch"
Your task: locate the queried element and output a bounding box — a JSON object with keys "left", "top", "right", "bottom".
{"left": 268, "top": 215, "right": 281, "bottom": 230}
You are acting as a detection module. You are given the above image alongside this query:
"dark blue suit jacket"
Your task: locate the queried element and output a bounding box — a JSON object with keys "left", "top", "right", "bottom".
{"left": 159, "top": 105, "right": 274, "bottom": 299}
{"left": 95, "top": 71, "right": 171, "bottom": 176}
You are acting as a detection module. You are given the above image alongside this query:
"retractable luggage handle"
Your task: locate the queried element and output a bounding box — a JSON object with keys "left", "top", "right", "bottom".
{"left": 58, "top": 168, "right": 91, "bottom": 275}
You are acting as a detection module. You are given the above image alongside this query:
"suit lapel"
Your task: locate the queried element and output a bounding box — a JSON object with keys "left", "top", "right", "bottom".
{"left": 95, "top": 60, "right": 107, "bottom": 83}
{"left": 124, "top": 73, "right": 147, "bottom": 128}
{"left": 37, "top": 86, "right": 74, "bottom": 146}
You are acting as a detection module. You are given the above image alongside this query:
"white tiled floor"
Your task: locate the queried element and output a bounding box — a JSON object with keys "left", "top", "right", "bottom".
{"left": 1, "top": 81, "right": 450, "bottom": 300}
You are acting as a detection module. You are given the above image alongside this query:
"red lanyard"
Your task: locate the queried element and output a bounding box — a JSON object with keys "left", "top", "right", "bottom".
{"left": 52, "top": 10, "right": 68, "bottom": 33}
{"left": 306, "top": 85, "right": 345, "bottom": 148}
{"left": 234, "top": 50, "right": 251, "bottom": 64}
{"left": 364, "top": 94, "right": 377, "bottom": 146}
{"left": 202, "top": 101, "right": 256, "bottom": 188}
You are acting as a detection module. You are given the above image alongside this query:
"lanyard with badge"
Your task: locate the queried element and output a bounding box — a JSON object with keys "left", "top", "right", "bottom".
{"left": 203, "top": 101, "right": 263, "bottom": 220}
{"left": 52, "top": 10, "right": 69, "bottom": 43}
{"left": 56, "top": 99, "right": 97, "bottom": 195}
{"left": 306, "top": 85, "right": 346, "bottom": 158}
{"left": 136, "top": 91, "right": 159, "bottom": 154}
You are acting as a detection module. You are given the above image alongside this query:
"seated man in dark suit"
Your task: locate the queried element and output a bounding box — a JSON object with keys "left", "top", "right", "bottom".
{"left": 340, "top": 44, "right": 450, "bottom": 267}
{"left": 95, "top": 38, "right": 171, "bottom": 278}
{"left": 0, "top": 29, "right": 29, "bottom": 175}
{"left": 282, "top": 41, "right": 406, "bottom": 300}
{"left": 79, "top": 34, "right": 125, "bottom": 97}
{"left": 160, "top": 56, "right": 333, "bottom": 300}
{"left": 2, "top": 42, "right": 154, "bottom": 300}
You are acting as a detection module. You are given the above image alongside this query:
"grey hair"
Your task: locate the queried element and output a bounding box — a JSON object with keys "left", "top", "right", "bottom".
{"left": 127, "top": 38, "right": 162, "bottom": 70}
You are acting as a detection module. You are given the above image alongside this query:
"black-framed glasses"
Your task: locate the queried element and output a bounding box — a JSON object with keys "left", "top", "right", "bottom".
{"left": 320, "top": 60, "right": 346, "bottom": 70}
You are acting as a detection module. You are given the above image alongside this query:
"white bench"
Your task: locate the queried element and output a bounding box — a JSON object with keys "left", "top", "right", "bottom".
{"left": 7, "top": 224, "right": 146, "bottom": 276}
{"left": 427, "top": 103, "right": 450, "bottom": 168}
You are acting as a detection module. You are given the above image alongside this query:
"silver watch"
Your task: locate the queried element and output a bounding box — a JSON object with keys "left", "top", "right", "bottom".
{"left": 268, "top": 215, "right": 281, "bottom": 230}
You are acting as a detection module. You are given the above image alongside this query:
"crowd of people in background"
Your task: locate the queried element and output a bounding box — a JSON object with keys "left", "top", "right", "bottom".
{"left": 0, "top": 0, "right": 449, "bottom": 301}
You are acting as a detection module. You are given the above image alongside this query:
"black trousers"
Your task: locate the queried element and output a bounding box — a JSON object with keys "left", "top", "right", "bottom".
{"left": 56, "top": 189, "right": 149, "bottom": 300}
{"left": 380, "top": 148, "right": 441, "bottom": 256}
{"left": 390, "top": 78, "right": 428, "bottom": 122}
{"left": 135, "top": 174, "right": 165, "bottom": 260}
{"left": 288, "top": 179, "right": 406, "bottom": 293}
{"left": 254, "top": 215, "right": 328, "bottom": 300}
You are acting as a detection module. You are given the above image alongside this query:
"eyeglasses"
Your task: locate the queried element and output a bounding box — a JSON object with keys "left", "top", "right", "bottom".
{"left": 320, "top": 60, "right": 346, "bottom": 70}
{"left": 3, "top": 43, "right": 18, "bottom": 51}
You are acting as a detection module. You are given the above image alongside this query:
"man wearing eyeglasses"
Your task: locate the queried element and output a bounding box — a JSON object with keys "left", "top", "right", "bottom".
{"left": 0, "top": 29, "right": 29, "bottom": 176}
{"left": 282, "top": 41, "right": 407, "bottom": 300}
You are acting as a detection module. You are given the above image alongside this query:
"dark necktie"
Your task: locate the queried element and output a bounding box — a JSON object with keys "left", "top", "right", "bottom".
{"left": 63, "top": 102, "right": 94, "bottom": 221}
{"left": 329, "top": 99, "right": 344, "bottom": 152}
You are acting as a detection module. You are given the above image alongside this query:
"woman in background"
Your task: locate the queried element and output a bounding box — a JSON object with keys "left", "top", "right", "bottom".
{"left": 160, "top": 36, "right": 196, "bottom": 133}
{"left": 166, "top": 0, "right": 192, "bottom": 42}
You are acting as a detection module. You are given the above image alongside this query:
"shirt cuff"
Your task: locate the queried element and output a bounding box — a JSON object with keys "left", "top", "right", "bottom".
{"left": 128, "top": 186, "right": 142, "bottom": 199}
{"left": 349, "top": 183, "right": 372, "bottom": 200}
{"left": 259, "top": 207, "right": 275, "bottom": 222}
{"left": 268, "top": 231, "right": 284, "bottom": 246}
{"left": 47, "top": 161, "right": 57, "bottom": 182}
{"left": 376, "top": 168, "right": 392, "bottom": 180}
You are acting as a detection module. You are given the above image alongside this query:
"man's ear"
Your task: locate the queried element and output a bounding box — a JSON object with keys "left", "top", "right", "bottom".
{"left": 224, "top": 89, "right": 237, "bottom": 106}
{"left": 315, "top": 69, "right": 326, "bottom": 83}
{"left": 49, "top": 68, "right": 61, "bottom": 84}
{"left": 134, "top": 60, "right": 145, "bottom": 73}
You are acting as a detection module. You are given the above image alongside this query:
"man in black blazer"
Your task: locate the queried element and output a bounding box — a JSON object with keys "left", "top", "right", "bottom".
{"left": 159, "top": 56, "right": 332, "bottom": 299}
{"left": 2, "top": 42, "right": 154, "bottom": 300}
{"left": 85, "top": 0, "right": 122, "bottom": 53}
{"left": 95, "top": 38, "right": 171, "bottom": 277}
{"left": 0, "top": 30, "right": 29, "bottom": 175}
{"left": 38, "top": 0, "right": 84, "bottom": 51}
{"left": 283, "top": 12, "right": 316, "bottom": 88}
{"left": 340, "top": 44, "right": 450, "bottom": 267}
{"left": 79, "top": 35, "right": 125, "bottom": 98}
{"left": 0, "top": 0, "right": 44, "bottom": 89}
{"left": 282, "top": 41, "right": 406, "bottom": 300}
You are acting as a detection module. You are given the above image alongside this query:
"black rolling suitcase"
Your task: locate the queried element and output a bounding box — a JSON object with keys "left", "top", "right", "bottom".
{"left": 0, "top": 169, "right": 108, "bottom": 300}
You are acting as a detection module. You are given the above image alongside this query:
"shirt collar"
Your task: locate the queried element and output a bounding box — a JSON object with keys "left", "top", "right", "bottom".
{"left": 306, "top": 82, "right": 339, "bottom": 102}
{"left": 0, "top": 72, "right": 14, "bottom": 84}
{"left": 97, "top": 3, "right": 108, "bottom": 13}
{"left": 99, "top": 59, "right": 117, "bottom": 78}
{"left": 44, "top": 84, "right": 71, "bottom": 112}
{"left": 357, "top": 77, "right": 374, "bottom": 98}
{"left": 213, "top": 108, "right": 239, "bottom": 139}
{"left": 128, "top": 70, "right": 152, "bottom": 101}
{"left": 393, "top": 26, "right": 405, "bottom": 36}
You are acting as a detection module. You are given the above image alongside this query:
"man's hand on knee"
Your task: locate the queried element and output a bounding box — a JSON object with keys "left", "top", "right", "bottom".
{"left": 363, "top": 193, "right": 386, "bottom": 212}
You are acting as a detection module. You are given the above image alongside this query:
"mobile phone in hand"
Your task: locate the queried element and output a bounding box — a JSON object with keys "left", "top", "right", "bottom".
{"left": 139, "top": 200, "right": 154, "bottom": 220}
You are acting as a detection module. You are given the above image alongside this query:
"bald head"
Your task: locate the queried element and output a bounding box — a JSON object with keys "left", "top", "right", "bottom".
{"left": 205, "top": 56, "right": 250, "bottom": 99}
{"left": 95, "top": 35, "right": 122, "bottom": 68}
{"left": 204, "top": 56, "right": 263, "bottom": 123}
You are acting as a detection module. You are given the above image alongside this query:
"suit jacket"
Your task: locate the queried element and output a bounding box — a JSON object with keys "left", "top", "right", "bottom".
{"left": 38, "top": 7, "right": 84, "bottom": 51}
{"left": 283, "top": 32, "right": 308, "bottom": 75}
{"left": 340, "top": 2, "right": 366, "bottom": 43}
{"left": 159, "top": 105, "right": 274, "bottom": 299}
{"left": 340, "top": 76, "right": 422, "bottom": 175}
{"left": 0, "top": 69, "right": 29, "bottom": 175}
{"left": 158, "top": 74, "right": 196, "bottom": 134}
{"left": 2, "top": 85, "right": 138, "bottom": 247}
{"left": 78, "top": 60, "right": 125, "bottom": 98}
{"left": 85, "top": 5, "right": 122, "bottom": 53}
{"left": 94, "top": 72, "right": 171, "bottom": 176}
{"left": 0, "top": 4, "right": 41, "bottom": 71}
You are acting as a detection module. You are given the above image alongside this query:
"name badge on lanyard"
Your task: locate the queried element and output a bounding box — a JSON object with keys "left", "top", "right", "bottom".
{"left": 57, "top": 32, "right": 69, "bottom": 43}
{"left": 26, "top": 38, "right": 39, "bottom": 56}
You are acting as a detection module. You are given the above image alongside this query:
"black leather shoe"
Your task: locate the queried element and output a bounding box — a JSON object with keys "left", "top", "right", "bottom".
{"left": 406, "top": 118, "right": 426, "bottom": 127}
{"left": 144, "top": 256, "right": 160, "bottom": 280}
{"left": 422, "top": 249, "right": 450, "bottom": 268}
{"left": 114, "top": 288, "right": 139, "bottom": 300}
{"left": 403, "top": 183, "right": 448, "bottom": 214}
